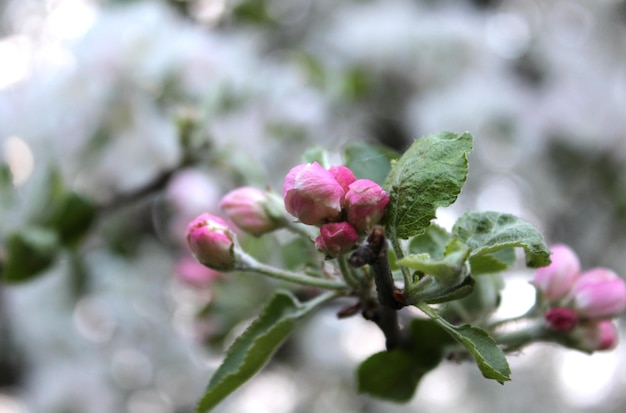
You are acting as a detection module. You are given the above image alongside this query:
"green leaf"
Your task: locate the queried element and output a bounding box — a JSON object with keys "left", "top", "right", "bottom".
{"left": 45, "top": 193, "right": 96, "bottom": 248}
{"left": 407, "top": 224, "right": 452, "bottom": 258}
{"left": 343, "top": 142, "right": 398, "bottom": 186}
{"left": 384, "top": 132, "right": 473, "bottom": 239}
{"left": 445, "top": 324, "right": 511, "bottom": 383}
{"left": 196, "top": 291, "right": 321, "bottom": 412}
{"left": 469, "top": 247, "right": 516, "bottom": 275}
{"left": 301, "top": 146, "right": 329, "bottom": 167}
{"left": 452, "top": 211, "right": 550, "bottom": 268}
{"left": 2, "top": 228, "right": 59, "bottom": 283}
{"left": 357, "top": 319, "right": 453, "bottom": 402}
{"left": 439, "top": 273, "right": 504, "bottom": 324}
{"left": 357, "top": 350, "right": 424, "bottom": 402}
{"left": 397, "top": 240, "right": 469, "bottom": 285}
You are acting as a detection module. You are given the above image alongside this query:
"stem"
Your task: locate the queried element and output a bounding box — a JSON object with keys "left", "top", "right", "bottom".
{"left": 388, "top": 227, "right": 412, "bottom": 289}
{"left": 350, "top": 226, "right": 403, "bottom": 350}
{"left": 282, "top": 218, "right": 318, "bottom": 240}
{"left": 492, "top": 321, "right": 548, "bottom": 352}
{"left": 338, "top": 255, "right": 362, "bottom": 290}
{"left": 303, "top": 290, "right": 343, "bottom": 311}
{"left": 239, "top": 252, "right": 349, "bottom": 291}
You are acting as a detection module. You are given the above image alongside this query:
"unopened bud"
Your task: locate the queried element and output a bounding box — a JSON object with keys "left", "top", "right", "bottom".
{"left": 174, "top": 256, "right": 222, "bottom": 287}
{"left": 328, "top": 165, "right": 356, "bottom": 193}
{"left": 570, "top": 268, "right": 626, "bottom": 319}
{"left": 186, "top": 213, "right": 236, "bottom": 271}
{"left": 315, "top": 222, "right": 359, "bottom": 258}
{"left": 283, "top": 162, "right": 344, "bottom": 226}
{"left": 532, "top": 244, "right": 580, "bottom": 303}
{"left": 219, "top": 187, "right": 285, "bottom": 236}
{"left": 545, "top": 307, "right": 578, "bottom": 332}
{"left": 344, "top": 179, "right": 390, "bottom": 233}
{"left": 570, "top": 320, "right": 618, "bottom": 352}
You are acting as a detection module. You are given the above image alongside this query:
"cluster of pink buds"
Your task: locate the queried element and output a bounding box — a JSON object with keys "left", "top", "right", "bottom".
{"left": 532, "top": 244, "right": 626, "bottom": 352}
{"left": 282, "top": 162, "right": 390, "bottom": 258}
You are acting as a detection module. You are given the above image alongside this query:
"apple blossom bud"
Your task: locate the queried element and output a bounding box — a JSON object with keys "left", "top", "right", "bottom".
{"left": 283, "top": 162, "right": 345, "bottom": 226}
{"left": 219, "top": 187, "right": 285, "bottom": 236}
{"left": 174, "top": 256, "right": 222, "bottom": 287}
{"left": 532, "top": 244, "right": 580, "bottom": 302}
{"left": 328, "top": 165, "right": 356, "bottom": 193}
{"left": 344, "top": 179, "right": 390, "bottom": 233}
{"left": 570, "top": 320, "right": 618, "bottom": 352}
{"left": 315, "top": 222, "right": 359, "bottom": 258}
{"left": 544, "top": 307, "right": 578, "bottom": 332}
{"left": 186, "top": 213, "right": 236, "bottom": 271}
{"left": 570, "top": 268, "right": 626, "bottom": 319}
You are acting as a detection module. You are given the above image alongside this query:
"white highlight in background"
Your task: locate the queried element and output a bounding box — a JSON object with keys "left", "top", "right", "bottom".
{"left": 3, "top": 136, "right": 35, "bottom": 186}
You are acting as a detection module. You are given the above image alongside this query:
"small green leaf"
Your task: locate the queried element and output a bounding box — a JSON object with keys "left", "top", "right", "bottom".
{"left": 357, "top": 319, "right": 453, "bottom": 402}
{"left": 397, "top": 240, "right": 469, "bottom": 286}
{"left": 446, "top": 324, "right": 511, "bottom": 383}
{"left": 196, "top": 291, "right": 320, "bottom": 412}
{"left": 440, "top": 274, "right": 504, "bottom": 324}
{"left": 452, "top": 211, "right": 550, "bottom": 268}
{"left": 343, "top": 142, "right": 398, "bottom": 186}
{"left": 384, "top": 132, "right": 473, "bottom": 239}
{"left": 2, "top": 228, "right": 59, "bottom": 283}
{"left": 469, "top": 248, "right": 516, "bottom": 275}
{"left": 407, "top": 224, "right": 452, "bottom": 258}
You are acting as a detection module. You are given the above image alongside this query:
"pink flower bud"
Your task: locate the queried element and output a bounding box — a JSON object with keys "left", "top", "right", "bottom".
{"left": 315, "top": 222, "right": 360, "bottom": 258}
{"left": 532, "top": 244, "right": 580, "bottom": 302}
{"left": 283, "top": 162, "right": 345, "bottom": 226}
{"left": 571, "top": 320, "right": 618, "bottom": 352}
{"left": 344, "top": 179, "right": 390, "bottom": 233}
{"left": 570, "top": 268, "right": 626, "bottom": 319}
{"left": 328, "top": 165, "right": 356, "bottom": 193}
{"left": 544, "top": 307, "right": 578, "bottom": 332}
{"left": 186, "top": 213, "right": 236, "bottom": 271}
{"left": 219, "top": 187, "right": 284, "bottom": 236}
{"left": 174, "top": 256, "right": 222, "bottom": 287}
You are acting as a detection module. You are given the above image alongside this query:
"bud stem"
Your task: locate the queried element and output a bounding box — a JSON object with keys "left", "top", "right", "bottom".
{"left": 237, "top": 252, "right": 349, "bottom": 290}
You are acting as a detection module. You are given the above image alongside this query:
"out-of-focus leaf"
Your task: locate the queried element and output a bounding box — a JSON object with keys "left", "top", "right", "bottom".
{"left": 407, "top": 224, "right": 452, "bottom": 258}
{"left": 357, "top": 318, "right": 454, "bottom": 402}
{"left": 344, "top": 141, "right": 398, "bottom": 186}
{"left": 45, "top": 193, "right": 97, "bottom": 248}
{"left": 2, "top": 228, "right": 59, "bottom": 283}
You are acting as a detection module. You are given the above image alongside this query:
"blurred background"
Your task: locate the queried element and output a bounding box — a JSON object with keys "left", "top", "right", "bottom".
{"left": 1, "top": 0, "right": 626, "bottom": 412}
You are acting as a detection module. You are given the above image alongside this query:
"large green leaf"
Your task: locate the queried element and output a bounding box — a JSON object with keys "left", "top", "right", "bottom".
{"left": 2, "top": 228, "right": 59, "bottom": 283}
{"left": 196, "top": 291, "right": 323, "bottom": 412}
{"left": 357, "top": 319, "right": 453, "bottom": 402}
{"left": 452, "top": 211, "right": 550, "bottom": 268}
{"left": 384, "top": 132, "right": 473, "bottom": 239}
{"left": 343, "top": 142, "right": 397, "bottom": 186}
